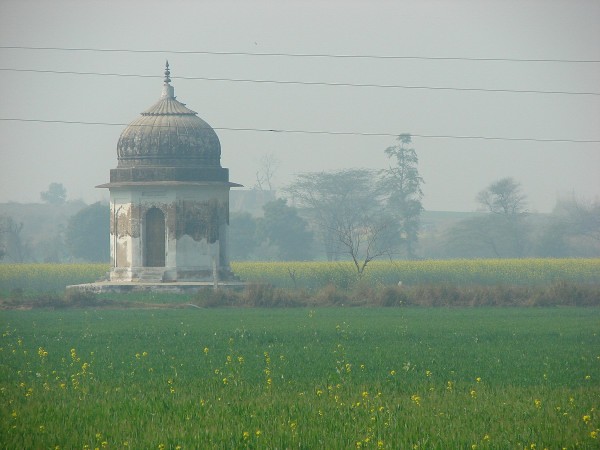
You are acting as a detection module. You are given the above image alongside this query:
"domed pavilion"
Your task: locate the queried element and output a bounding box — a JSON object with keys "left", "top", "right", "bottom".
{"left": 98, "top": 62, "right": 241, "bottom": 283}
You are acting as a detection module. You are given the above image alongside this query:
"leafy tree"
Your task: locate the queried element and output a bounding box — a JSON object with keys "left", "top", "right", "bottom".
{"left": 0, "top": 215, "right": 30, "bottom": 262}
{"left": 286, "top": 169, "right": 396, "bottom": 273}
{"left": 381, "top": 134, "right": 424, "bottom": 259}
{"left": 539, "top": 197, "right": 600, "bottom": 257}
{"left": 257, "top": 199, "right": 315, "bottom": 261}
{"left": 66, "top": 202, "right": 109, "bottom": 261}
{"left": 229, "top": 212, "right": 259, "bottom": 260}
{"left": 440, "top": 178, "right": 530, "bottom": 258}
{"left": 553, "top": 197, "right": 600, "bottom": 243}
{"left": 477, "top": 177, "right": 526, "bottom": 216}
{"left": 476, "top": 177, "right": 529, "bottom": 257}
{"left": 40, "top": 182, "right": 67, "bottom": 204}
{"left": 533, "top": 220, "right": 569, "bottom": 258}
{"left": 443, "top": 214, "right": 516, "bottom": 258}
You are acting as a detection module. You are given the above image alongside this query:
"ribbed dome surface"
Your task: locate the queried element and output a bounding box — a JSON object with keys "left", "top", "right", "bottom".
{"left": 116, "top": 68, "right": 221, "bottom": 168}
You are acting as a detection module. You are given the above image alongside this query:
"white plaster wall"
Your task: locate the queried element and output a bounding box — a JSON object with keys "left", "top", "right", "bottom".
{"left": 110, "top": 196, "right": 133, "bottom": 269}
{"left": 108, "top": 183, "right": 231, "bottom": 281}
{"left": 176, "top": 235, "right": 218, "bottom": 268}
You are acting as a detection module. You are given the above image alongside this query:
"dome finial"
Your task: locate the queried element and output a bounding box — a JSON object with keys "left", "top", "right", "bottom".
{"left": 164, "top": 60, "right": 171, "bottom": 84}
{"left": 161, "top": 60, "right": 175, "bottom": 99}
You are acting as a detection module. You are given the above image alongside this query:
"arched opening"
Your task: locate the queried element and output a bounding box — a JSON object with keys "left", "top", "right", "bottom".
{"left": 145, "top": 207, "right": 165, "bottom": 267}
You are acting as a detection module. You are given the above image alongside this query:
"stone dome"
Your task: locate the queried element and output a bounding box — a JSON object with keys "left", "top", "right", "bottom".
{"left": 116, "top": 62, "right": 221, "bottom": 168}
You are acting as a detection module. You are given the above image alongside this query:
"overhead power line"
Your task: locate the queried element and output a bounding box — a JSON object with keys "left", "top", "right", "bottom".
{"left": 1, "top": 67, "right": 598, "bottom": 96}
{"left": 1, "top": 118, "right": 598, "bottom": 144}
{"left": 1, "top": 45, "right": 599, "bottom": 64}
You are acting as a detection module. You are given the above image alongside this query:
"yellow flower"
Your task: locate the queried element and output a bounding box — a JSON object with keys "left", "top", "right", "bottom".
{"left": 203, "top": 347, "right": 209, "bottom": 355}
{"left": 591, "top": 430, "right": 598, "bottom": 439}
{"left": 583, "top": 415, "right": 591, "bottom": 424}
{"left": 255, "top": 430, "right": 262, "bottom": 437}
{"left": 242, "top": 431, "right": 250, "bottom": 440}
{"left": 534, "top": 399, "right": 542, "bottom": 409}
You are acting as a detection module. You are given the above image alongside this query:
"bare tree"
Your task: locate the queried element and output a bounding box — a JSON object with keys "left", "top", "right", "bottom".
{"left": 255, "top": 152, "right": 279, "bottom": 191}
{"left": 286, "top": 169, "right": 396, "bottom": 274}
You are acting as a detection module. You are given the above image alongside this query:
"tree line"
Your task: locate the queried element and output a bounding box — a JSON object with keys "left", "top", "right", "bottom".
{"left": 1, "top": 137, "right": 599, "bottom": 267}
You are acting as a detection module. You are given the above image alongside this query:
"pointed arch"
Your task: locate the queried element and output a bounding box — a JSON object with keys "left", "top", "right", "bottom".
{"left": 145, "top": 207, "right": 165, "bottom": 267}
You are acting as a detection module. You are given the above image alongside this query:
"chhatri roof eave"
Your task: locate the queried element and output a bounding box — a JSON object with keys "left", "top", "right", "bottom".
{"left": 97, "top": 181, "right": 243, "bottom": 189}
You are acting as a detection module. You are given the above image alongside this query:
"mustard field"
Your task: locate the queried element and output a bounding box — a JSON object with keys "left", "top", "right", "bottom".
{"left": 1, "top": 308, "right": 598, "bottom": 448}
{"left": 1, "top": 259, "right": 599, "bottom": 295}
{"left": 232, "top": 259, "right": 600, "bottom": 289}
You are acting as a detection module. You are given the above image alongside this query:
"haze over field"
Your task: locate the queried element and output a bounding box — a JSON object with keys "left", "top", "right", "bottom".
{"left": 0, "top": 0, "right": 598, "bottom": 212}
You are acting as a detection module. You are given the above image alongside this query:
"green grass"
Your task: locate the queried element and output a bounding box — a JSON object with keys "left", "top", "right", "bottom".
{"left": 1, "top": 308, "right": 599, "bottom": 448}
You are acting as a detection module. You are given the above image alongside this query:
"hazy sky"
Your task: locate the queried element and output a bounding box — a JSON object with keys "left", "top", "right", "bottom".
{"left": 1, "top": 0, "right": 598, "bottom": 212}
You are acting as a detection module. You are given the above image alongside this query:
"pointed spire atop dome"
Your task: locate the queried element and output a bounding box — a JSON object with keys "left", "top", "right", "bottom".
{"left": 161, "top": 60, "right": 175, "bottom": 99}
{"left": 164, "top": 60, "right": 171, "bottom": 83}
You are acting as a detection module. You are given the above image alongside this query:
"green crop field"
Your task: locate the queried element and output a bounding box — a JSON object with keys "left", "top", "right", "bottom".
{"left": 1, "top": 308, "right": 598, "bottom": 448}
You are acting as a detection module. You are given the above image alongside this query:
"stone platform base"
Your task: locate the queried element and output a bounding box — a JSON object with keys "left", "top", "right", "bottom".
{"left": 67, "top": 281, "right": 247, "bottom": 295}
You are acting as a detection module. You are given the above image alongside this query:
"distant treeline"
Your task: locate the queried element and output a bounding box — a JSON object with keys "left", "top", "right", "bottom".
{"left": 2, "top": 195, "right": 599, "bottom": 265}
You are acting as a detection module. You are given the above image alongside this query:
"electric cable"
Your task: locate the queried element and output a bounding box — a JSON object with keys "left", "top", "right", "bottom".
{"left": 1, "top": 118, "right": 598, "bottom": 144}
